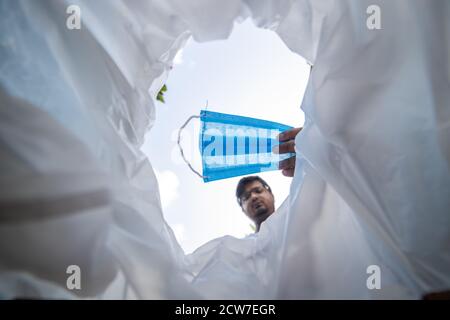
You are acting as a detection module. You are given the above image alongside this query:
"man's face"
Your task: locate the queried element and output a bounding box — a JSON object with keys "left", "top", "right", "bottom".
{"left": 240, "top": 181, "right": 275, "bottom": 226}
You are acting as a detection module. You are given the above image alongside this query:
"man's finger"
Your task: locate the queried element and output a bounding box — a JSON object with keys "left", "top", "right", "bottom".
{"left": 273, "top": 140, "right": 295, "bottom": 154}
{"left": 278, "top": 156, "right": 295, "bottom": 170}
{"left": 282, "top": 168, "right": 295, "bottom": 177}
{"left": 278, "top": 127, "right": 302, "bottom": 142}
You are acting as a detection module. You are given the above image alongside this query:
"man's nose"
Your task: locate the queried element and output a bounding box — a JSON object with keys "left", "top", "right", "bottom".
{"left": 250, "top": 192, "right": 259, "bottom": 202}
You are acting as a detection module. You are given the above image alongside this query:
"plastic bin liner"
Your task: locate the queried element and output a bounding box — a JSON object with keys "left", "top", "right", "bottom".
{"left": 0, "top": 0, "right": 449, "bottom": 299}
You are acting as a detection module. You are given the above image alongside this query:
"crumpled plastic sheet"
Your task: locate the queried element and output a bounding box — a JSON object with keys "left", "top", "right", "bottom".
{"left": 0, "top": 0, "right": 449, "bottom": 299}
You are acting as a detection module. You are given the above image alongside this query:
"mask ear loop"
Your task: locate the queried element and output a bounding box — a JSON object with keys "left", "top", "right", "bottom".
{"left": 177, "top": 115, "right": 207, "bottom": 180}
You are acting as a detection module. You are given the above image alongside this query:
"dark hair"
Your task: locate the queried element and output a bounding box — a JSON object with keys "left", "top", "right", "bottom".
{"left": 236, "top": 176, "right": 272, "bottom": 206}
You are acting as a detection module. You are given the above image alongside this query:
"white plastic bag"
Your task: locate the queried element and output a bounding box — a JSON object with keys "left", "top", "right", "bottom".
{"left": 1, "top": 0, "right": 449, "bottom": 299}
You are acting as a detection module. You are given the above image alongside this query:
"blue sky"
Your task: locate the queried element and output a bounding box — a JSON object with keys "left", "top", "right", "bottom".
{"left": 141, "top": 19, "right": 310, "bottom": 254}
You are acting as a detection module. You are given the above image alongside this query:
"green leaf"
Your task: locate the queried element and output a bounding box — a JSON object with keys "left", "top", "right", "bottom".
{"left": 156, "top": 84, "right": 167, "bottom": 104}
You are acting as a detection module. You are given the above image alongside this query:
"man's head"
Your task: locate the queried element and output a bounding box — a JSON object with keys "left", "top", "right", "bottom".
{"left": 236, "top": 176, "right": 275, "bottom": 232}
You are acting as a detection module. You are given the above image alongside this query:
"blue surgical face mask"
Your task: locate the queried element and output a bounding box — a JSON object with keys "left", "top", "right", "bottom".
{"left": 178, "top": 110, "right": 295, "bottom": 182}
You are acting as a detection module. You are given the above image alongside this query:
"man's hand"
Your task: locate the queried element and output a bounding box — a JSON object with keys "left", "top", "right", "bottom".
{"left": 273, "top": 127, "right": 302, "bottom": 177}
